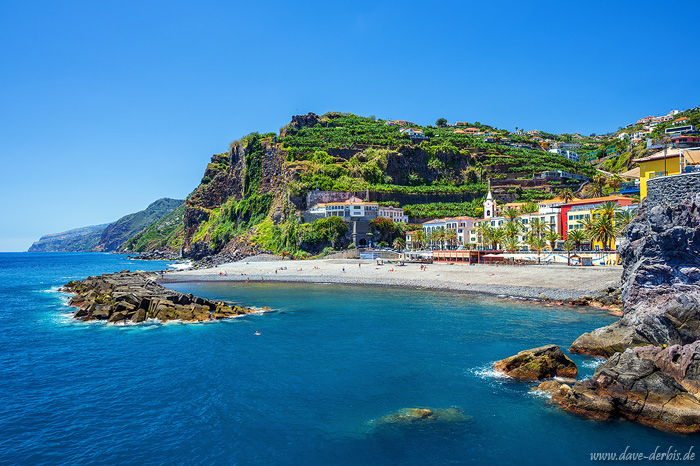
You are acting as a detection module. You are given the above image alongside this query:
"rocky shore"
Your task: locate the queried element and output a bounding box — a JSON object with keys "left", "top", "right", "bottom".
{"left": 570, "top": 194, "right": 700, "bottom": 357}
{"left": 61, "top": 271, "right": 257, "bottom": 323}
{"left": 559, "top": 194, "right": 700, "bottom": 433}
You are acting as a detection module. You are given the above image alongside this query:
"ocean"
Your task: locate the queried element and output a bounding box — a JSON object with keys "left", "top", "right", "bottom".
{"left": 0, "top": 252, "right": 696, "bottom": 465}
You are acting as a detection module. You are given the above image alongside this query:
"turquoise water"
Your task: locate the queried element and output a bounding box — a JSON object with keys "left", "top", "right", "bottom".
{"left": 0, "top": 253, "right": 696, "bottom": 465}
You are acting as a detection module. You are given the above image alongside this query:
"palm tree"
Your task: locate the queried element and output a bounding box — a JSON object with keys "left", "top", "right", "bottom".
{"left": 588, "top": 215, "right": 617, "bottom": 251}
{"left": 563, "top": 239, "right": 575, "bottom": 266}
{"left": 393, "top": 237, "right": 406, "bottom": 250}
{"left": 607, "top": 174, "right": 623, "bottom": 192}
{"left": 591, "top": 174, "right": 607, "bottom": 197}
{"left": 526, "top": 236, "right": 547, "bottom": 264}
{"left": 426, "top": 229, "right": 439, "bottom": 249}
{"left": 567, "top": 229, "right": 586, "bottom": 250}
{"left": 435, "top": 229, "right": 447, "bottom": 249}
{"left": 445, "top": 230, "right": 458, "bottom": 249}
{"left": 504, "top": 221, "right": 521, "bottom": 239}
{"left": 615, "top": 209, "right": 638, "bottom": 235}
{"left": 502, "top": 207, "right": 520, "bottom": 222}
{"left": 529, "top": 218, "right": 549, "bottom": 239}
{"left": 560, "top": 188, "right": 575, "bottom": 203}
{"left": 486, "top": 227, "right": 505, "bottom": 250}
{"left": 414, "top": 231, "right": 425, "bottom": 249}
{"left": 503, "top": 237, "right": 520, "bottom": 253}
{"left": 598, "top": 201, "right": 620, "bottom": 220}
{"left": 522, "top": 202, "right": 539, "bottom": 214}
{"left": 544, "top": 231, "right": 561, "bottom": 251}
{"left": 474, "top": 222, "right": 491, "bottom": 250}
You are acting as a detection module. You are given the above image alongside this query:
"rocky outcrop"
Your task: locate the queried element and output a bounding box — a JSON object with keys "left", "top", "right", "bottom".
{"left": 552, "top": 346, "right": 700, "bottom": 433}
{"left": 372, "top": 407, "right": 469, "bottom": 426}
{"left": 493, "top": 345, "right": 577, "bottom": 380}
{"left": 61, "top": 271, "right": 255, "bottom": 323}
{"left": 570, "top": 194, "right": 700, "bottom": 357}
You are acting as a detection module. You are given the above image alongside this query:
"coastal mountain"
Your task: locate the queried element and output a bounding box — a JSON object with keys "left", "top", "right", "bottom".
{"left": 28, "top": 198, "right": 184, "bottom": 253}
{"left": 93, "top": 198, "right": 183, "bottom": 252}
{"left": 28, "top": 224, "right": 110, "bottom": 252}
{"left": 179, "top": 112, "right": 597, "bottom": 260}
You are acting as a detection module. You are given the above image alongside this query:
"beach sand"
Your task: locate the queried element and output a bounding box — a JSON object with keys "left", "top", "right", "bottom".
{"left": 161, "top": 258, "right": 622, "bottom": 301}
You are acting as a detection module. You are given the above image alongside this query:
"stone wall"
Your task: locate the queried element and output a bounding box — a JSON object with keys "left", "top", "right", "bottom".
{"left": 306, "top": 190, "right": 366, "bottom": 207}
{"left": 646, "top": 172, "right": 700, "bottom": 208}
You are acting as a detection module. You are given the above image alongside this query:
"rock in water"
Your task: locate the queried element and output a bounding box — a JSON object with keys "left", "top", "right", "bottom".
{"left": 552, "top": 346, "right": 700, "bottom": 433}
{"left": 570, "top": 194, "right": 700, "bottom": 357}
{"left": 493, "top": 344, "right": 577, "bottom": 380}
{"left": 373, "top": 407, "right": 469, "bottom": 426}
{"left": 60, "top": 271, "right": 255, "bottom": 324}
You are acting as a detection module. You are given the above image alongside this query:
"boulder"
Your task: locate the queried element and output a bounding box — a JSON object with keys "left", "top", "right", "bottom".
{"left": 373, "top": 407, "right": 469, "bottom": 426}
{"left": 553, "top": 348, "right": 700, "bottom": 433}
{"left": 531, "top": 380, "right": 572, "bottom": 397}
{"left": 494, "top": 345, "right": 578, "bottom": 380}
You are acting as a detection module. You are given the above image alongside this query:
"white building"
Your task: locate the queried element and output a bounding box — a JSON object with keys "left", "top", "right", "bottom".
{"left": 549, "top": 148, "right": 579, "bottom": 162}
{"left": 378, "top": 206, "right": 409, "bottom": 223}
{"left": 308, "top": 197, "right": 379, "bottom": 220}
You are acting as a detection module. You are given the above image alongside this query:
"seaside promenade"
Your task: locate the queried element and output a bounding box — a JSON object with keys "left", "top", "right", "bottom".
{"left": 161, "top": 258, "right": 622, "bottom": 302}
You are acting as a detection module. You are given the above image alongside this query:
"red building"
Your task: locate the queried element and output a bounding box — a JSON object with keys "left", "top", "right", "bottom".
{"left": 560, "top": 195, "right": 635, "bottom": 239}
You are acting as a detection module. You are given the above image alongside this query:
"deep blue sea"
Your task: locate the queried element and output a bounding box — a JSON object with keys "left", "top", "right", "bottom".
{"left": 0, "top": 252, "right": 697, "bottom": 465}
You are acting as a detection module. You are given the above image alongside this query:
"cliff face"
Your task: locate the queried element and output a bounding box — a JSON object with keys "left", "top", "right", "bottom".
{"left": 93, "top": 198, "right": 183, "bottom": 252}
{"left": 570, "top": 193, "right": 700, "bottom": 356}
{"left": 28, "top": 224, "right": 110, "bottom": 252}
{"left": 182, "top": 135, "right": 290, "bottom": 259}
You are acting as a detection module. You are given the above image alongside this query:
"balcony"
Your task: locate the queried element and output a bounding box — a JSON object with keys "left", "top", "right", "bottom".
{"left": 619, "top": 181, "right": 640, "bottom": 194}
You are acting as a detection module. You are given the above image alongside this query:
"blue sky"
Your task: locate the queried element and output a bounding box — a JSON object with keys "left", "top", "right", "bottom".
{"left": 1, "top": 0, "right": 699, "bottom": 251}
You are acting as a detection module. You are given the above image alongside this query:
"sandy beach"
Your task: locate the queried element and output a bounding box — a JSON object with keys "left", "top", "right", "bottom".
{"left": 161, "top": 257, "right": 622, "bottom": 301}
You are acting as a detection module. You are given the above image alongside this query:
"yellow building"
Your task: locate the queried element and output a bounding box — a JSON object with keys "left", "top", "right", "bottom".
{"left": 635, "top": 148, "right": 700, "bottom": 199}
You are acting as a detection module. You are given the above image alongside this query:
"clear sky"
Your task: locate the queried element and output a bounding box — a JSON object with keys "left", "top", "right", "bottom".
{"left": 1, "top": 0, "right": 699, "bottom": 251}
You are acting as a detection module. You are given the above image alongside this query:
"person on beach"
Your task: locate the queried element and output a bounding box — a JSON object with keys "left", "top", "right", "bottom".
{"left": 358, "top": 263, "right": 361, "bottom": 268}
{"left": 342, "top": 267, "right": 345, "bottom": 273}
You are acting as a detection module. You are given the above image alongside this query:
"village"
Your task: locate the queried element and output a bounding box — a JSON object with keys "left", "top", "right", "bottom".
{"left": 302, "top": 112, "right": 700, "bottom": 266}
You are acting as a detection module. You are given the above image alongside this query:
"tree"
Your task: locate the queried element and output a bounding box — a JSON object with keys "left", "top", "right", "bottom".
{"left": 607, "top": 174, "right": 623, "bottom": 191}
{"left": 560, "top": 188, "right": 575, "bottom": 204}
{"left": 567, "top": 228, "right": 586, "bottom": 250}
{"left": 436, "top": 118, "right": 447, "bottom": 127}
{"left": 474, "top": 222, "right": 491, "bottom": 250}
{"left": 370, "top": 217, "right": 398, "bottom": 244}
{"left": 544, "top": 231, "right": 561, "bottom": 251}
{"left": 414, "top": 231, "right": 425, "bottom": 249}
{"left": 563, "top": 239, "right": 576, "bottom": 265}
{"left": 587, "top": 214, "right": 616, "bottom": 251}
{"left": 502, "top": 207, "right": 520, "bottom": 222}
{"left": 615, "top": 209, "right": 638, "bottom": 235}
{"left": 503, "top": 237, "right": 520, "bottom": 253}
{"left": 526, "top": 236, "right": 547, "bottom": 264}
{"left": 504, "top": 221, "right": 521, "bottom": 239}
{"left": 529, "top": 218, "right": 550, "bottom": 239}
{"left": 445, "top": 230, "right": 458, "bottom": 249}
{"left": 591, "top": 174, "right": 607, "bottom": 197}
{"left": 486, "top": 227, "right": 506, "bottom": 250}
{"left": 393, "top": 237, "right": 406, "bottom": 250}
{"left": 522, "top": 202, "right": 539, "bottom": 213}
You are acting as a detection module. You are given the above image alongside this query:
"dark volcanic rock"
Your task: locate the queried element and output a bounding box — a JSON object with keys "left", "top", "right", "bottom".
{"left": 493, "top": 344, "right": 577, "bottom": 380}
{"left": 571, "top": 194, "right": 700, "bottom": 357}
{"left": 553, "top": 347, "right": 700, "bottom": 433}
{"left": 60, "top": 271, "right": 255, "bottom": 324}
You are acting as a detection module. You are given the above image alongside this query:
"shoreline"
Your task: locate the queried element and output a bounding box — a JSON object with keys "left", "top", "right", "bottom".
{"left": 160, "top": 258, "right": 623, "bottom": 303}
